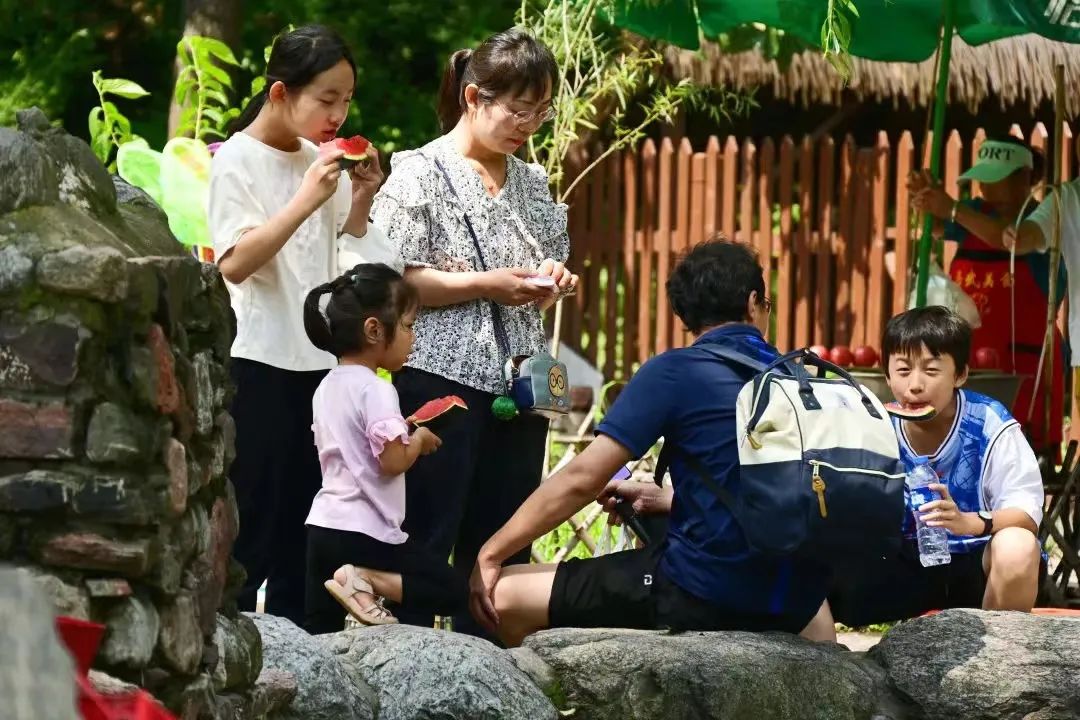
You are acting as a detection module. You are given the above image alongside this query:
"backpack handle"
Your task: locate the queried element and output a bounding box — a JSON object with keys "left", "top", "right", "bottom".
{"left": 772, "top": 348, "right": 883, "bottom": 420}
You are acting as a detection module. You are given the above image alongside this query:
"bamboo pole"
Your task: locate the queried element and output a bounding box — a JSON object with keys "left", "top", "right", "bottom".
{"left": 914, "top": 0, "right": 957, "bottom": 307}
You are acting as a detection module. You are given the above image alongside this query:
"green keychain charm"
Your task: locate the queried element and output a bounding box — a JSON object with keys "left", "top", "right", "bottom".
{"left": 491, "top": 395, "right": 519, "bottom": 421}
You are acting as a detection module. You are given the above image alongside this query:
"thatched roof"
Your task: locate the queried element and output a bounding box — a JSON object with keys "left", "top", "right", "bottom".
{"left": 665, "top": 35, "right": 1080, "bottom": 115}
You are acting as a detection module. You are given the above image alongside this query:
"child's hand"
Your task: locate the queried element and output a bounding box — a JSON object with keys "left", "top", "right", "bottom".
{"left": 349, "top": 146, "right": 384, "bottom": 204}
{"left": 298, "top": 152, "right": 344, "bottom": 212}
{"left": 412, "top": 426, "right": 442, "bottom": 455}
{"left": 919, "top": 483, "right": 976, "bottom": 535}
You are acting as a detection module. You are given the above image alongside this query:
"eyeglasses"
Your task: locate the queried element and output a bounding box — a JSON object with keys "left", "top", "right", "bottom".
{"left": 760, "top": 295, "right": 773, "bottom": 312}
{"left": 492, "top": 99, "right": 557, "bottom": 126}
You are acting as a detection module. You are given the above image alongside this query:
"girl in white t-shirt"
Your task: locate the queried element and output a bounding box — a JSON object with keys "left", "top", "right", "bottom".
{"left": 207, "top": 24, "right": 393, "bottom": 626}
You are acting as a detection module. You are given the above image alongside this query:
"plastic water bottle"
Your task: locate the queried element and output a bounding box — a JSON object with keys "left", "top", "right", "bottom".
{"left": 907, "top": 456, "right": 951, "bottom": 567}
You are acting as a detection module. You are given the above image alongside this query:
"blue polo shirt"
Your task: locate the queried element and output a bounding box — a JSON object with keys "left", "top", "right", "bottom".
{"left": 596, "top": 324, "right": 829, "bottom": 620}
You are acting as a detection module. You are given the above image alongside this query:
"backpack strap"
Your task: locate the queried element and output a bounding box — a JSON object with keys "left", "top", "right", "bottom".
{"left": 652, "top": 343, "right": 764, "bottom": 489}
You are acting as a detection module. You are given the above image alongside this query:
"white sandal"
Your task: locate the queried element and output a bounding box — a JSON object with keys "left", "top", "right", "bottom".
{"left": 323, "top": 565, "right": 398, "bottom": 626}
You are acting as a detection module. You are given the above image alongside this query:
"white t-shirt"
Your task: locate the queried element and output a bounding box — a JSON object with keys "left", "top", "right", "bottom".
{"left": 1027, "top": 179, "right": 1080, "bottom": 365}
{"left": 209, "top": 132, "right": 397, "bottom": 372}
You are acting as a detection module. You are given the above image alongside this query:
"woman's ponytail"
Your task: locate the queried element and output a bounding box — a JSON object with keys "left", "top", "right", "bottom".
{"left": 303, "top": 282, "right": 338, "bottom": 355}
{"left": 227, "top": 88, "right": 268, "bottom": 137}
{"left": 437, "top": 48, "right": 473, "bottom": 133}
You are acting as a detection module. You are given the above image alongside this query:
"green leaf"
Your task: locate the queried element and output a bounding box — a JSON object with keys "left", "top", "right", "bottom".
{"left": 114, "top": 112, "right": 132, "bottom": 139}
{"left": 204, "top": 87, "right": 231, "bottom": 108}
{"left": 173, "top": 79, "right": 195, "bottom": 106}
{"left": 249, "top": 76, "right": 266, "bottom": 97}
{"left": 191, "top": 36, "right": 238, "bottom": 66}
{"left": 202, "top": 107, "right": 226, "bottom": 127}
{"left": 100, "top": 78, "right": 150, "bottom": 100}
{"left": 91, "top": 132, "right": 112, "bottom": 165}
{"left": 88, "top": 107, "right": 104, "bottom": 144}
{"left": 201, "top": 62, "right": 232, "bottom": 87}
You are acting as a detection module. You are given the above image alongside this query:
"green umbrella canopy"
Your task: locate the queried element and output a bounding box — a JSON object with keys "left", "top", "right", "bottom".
{"left": 612, "top": 0, "right": 1080, "bottom": 306}
{"left": 612, "top": 0, "right": 1080, "bottom": 60}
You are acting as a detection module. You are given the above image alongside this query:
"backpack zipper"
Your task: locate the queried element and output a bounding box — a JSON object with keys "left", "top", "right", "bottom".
{"left": 811, "top": 464, "right": 827, "bottom": 518}
{"left": 807, "top": 460, "right": 905, "bottom": 519}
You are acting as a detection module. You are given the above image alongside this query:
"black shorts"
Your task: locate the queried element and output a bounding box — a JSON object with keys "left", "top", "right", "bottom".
{"left": 829, "top": 540, "right": 1045, "bottom": 627}
{"left": 549, "top": 545, "right": 821, "bottom": 634}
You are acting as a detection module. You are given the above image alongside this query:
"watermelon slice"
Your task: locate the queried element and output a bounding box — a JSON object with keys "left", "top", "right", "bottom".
{"left": 884, "top": 402, "right": 937, "bottom": 422}
{"left": 320, "top": 135, "right": 371, "bottom": 170}
{"left": 407, "top": 395, "right": 468, "bottom": 434}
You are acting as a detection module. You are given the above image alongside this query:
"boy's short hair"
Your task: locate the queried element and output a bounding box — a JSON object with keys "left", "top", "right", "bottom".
{"left": 666, "top": 235, "right": 766, "bottom": 334}
{"left": 882, "top": 306, "right": 971, "bottom": 376}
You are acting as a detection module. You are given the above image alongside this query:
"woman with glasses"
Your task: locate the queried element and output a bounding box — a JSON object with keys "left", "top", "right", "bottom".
{"left": 370, "top": 28, "right": 578, "bottom": 640}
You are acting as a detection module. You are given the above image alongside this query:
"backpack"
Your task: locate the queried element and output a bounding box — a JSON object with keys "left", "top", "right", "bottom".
{"left": 655, "top": 346, "right": 906, "bottom": 564}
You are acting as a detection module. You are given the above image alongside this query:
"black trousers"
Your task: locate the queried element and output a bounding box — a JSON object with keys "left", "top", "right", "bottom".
{"left": 304, "top": 525, "right": 469, "bottom": 634}
{"left": 228, "top": 358, "right": 327, "bottom": 626}
{"left": 393, "top": 367, "right": 548, "bottom": 638}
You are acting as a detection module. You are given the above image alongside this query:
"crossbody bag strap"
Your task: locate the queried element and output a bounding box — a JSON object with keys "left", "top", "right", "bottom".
{"left": 425, "top": 154, "right": 514, "bottom": 360}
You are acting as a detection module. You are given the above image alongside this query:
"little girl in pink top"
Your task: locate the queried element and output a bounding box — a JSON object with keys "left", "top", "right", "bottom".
{"left": 302, "top": 263, "right": 467, "bottom": 632}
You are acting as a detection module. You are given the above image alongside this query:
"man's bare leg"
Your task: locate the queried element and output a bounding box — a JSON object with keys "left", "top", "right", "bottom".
{"left": 800, "top": 600, "right": 837, "bottom": 643}
{"left": 491, "top": 563, "right": 559, "bottom": 648}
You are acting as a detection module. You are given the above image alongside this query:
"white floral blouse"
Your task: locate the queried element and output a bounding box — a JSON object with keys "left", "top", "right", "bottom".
{"left": 371, "top": 134, "right": 570, "bottom": 395}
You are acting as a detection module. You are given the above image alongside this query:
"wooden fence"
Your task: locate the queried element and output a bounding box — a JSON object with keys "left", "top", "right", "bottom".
{"left": 559, "top": 123, "right": 1076, "bottom": 381}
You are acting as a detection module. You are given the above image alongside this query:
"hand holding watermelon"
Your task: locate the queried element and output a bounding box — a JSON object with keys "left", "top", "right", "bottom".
{"left": 300, "top": 151, "right": 345, "bottom": 210}
{"left": 412, "top": 427, "right": 442, "bottom": 455}
{"left": 320, "top": 135, "right": 373, "bottom": 170}
{"left": 407, "top": 395, "right": 468, "bottom": 435}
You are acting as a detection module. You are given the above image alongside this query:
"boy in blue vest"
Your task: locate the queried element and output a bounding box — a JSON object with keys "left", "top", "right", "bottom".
{"left": 830, "top": 306, "right": 1045, "bottom": 625}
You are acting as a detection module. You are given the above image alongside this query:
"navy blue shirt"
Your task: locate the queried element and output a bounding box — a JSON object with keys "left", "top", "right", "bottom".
{"left": 596, "top": 324, "right": 828, "bottom": 620}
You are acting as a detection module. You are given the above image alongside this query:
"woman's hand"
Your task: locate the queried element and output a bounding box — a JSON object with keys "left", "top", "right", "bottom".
{"left": 482, "top": 267, "right": 557, "bottom": 306}
{"left": 469, "top": 553, "right": 501, "bottom": 634}
{"left": 908, "top": 171, "right": 955, "bottom": 221}
{"left": 535, "top": 258, "right": 579, "bottom": 297}
{"left": 919, "top": 483, "right": 981, "bottom": 535}
{"left": 299, "top": 151, "right": 344, "bottom": 212}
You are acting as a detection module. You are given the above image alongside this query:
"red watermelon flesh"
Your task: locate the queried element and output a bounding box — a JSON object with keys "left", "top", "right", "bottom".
{"left": 320, "top": 135, "right": 371, "bottom": 169}
{"left": 407, "top": 395, "right": 468, "bottom": 433}
{"left": 884, "top": 401, "right": 937, "bottom": 422}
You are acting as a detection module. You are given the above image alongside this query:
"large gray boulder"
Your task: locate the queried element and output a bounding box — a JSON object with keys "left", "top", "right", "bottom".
{"left": 325, "top": 624, "right": 559, "bottom": 720}
{"left": 0, "top": 566, "right": 79, "bottom": 720}
{"left": 870, "top": 609, "right": 1080, "bottom": 720}
{"left": 519, "top": 627, "right": 907, "bottom": 720}
{"left": 246, "top": 612, "right": 375, "bottom": 720}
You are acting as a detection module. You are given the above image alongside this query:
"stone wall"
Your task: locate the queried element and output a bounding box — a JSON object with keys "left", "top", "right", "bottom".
{"left": 0, "top": 109, "right": 273, "bottom": 718}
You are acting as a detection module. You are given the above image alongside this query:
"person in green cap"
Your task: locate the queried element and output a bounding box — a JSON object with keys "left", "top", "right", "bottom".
{"left": 907, "top": 136, "right": 1065, "bottom": 457}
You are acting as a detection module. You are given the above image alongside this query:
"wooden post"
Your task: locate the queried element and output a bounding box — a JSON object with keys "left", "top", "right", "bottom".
{"left": 816, "top": 136, "right": 835, "bottom": 346}
{"left": 758, "top": 139, "right": 776, "bottom": 343}
{"left": 638, "top": 140, "right": 657, "bottom": 365}
{"left": 655, "top": 138, "right": 674, "bottom": 355}
{"left": 622, "top": 149, "right": 638, "bottom": 380}
{"left": 777, "top": 136, "right": 795, "bottom": 352}
{"left": 795, "top": 136, "right": 814, "bottom": 350}
{"left": 895, "top": 132, "right": 916, "bottom": 316}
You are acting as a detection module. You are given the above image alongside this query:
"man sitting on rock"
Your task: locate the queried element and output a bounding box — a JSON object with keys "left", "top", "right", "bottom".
{"left": 467, "top": 237, "right": 836, "bottom": 647}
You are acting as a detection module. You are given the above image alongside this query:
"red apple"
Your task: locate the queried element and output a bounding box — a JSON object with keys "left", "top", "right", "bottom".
{"left": 853, "top": 345, "right": 879, "bottom": 368}
{"left": 809, "top": 345, "right": 830, "bottom": 361}
{"left": 972, "top": 347, "right": 1000, "bottom": 370}
{"left": 830, "top": 345, "right": 854, "bottom": 367}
